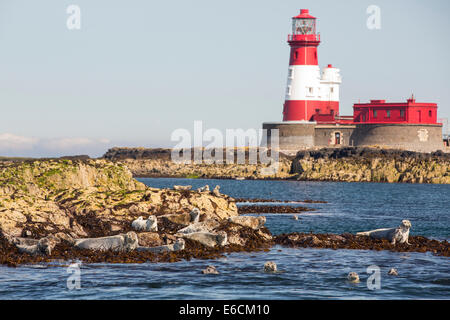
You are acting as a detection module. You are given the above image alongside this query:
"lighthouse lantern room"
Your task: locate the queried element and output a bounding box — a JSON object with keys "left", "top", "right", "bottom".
{"left": 283, "top": 9, "right": 341, "bottom": 122}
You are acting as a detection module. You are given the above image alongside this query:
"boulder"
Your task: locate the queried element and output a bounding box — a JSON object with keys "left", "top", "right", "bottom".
{"left": 181, "top": 231, "right": 227, "bottom": 248}
{"left": 137, "top": 232, "right": 163, "bottom": 247}
{"left": 160, "top": 213, "right": 192, "bottom": 226}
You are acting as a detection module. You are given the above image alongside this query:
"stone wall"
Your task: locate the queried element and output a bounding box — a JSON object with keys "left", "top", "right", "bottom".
{"left": 351, "top": 123, "right": 444, "bottom": 152}
{"left": 264, "top": 122, "right": 444, "bottom": 153}
{"left": 262, "top": 122, "right": 315, "bottom": 151}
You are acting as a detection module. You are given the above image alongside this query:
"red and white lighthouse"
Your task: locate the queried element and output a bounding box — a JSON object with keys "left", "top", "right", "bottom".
{"left": 282, "top": 9, "right": 342, "bottom": 121}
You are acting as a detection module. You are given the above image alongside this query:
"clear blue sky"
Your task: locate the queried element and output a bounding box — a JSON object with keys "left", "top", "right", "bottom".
{"left": 0, "top": 0, "right": 449, "bottom": 157}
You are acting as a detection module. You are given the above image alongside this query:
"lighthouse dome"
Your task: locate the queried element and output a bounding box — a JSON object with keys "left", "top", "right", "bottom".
{"left": 293, "top": 9, "right": 316, "bottom": 19}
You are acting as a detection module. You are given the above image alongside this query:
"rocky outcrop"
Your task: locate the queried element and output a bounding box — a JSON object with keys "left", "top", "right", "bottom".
{"left": 274, "top": 232, "right": 450, "bottom": 257}
{"left": 103, "top": 147, "right": 294, "bottom": 179}
{"left": 102, "top": 147, "right": 449, "bottom": 183}
{"left": 0, "top": 159, "right": 278, "bottom": 266}
{"left": 291, "top": 147, "right": 450, "bottom": 184}
{"left": 0, "top": 159, "right": 238, "bottom": 239}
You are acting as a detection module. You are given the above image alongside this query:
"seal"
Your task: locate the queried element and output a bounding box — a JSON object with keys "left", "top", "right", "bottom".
{"left": 74, "top": 232, "right": 139, "bottom": 252}
{"left": 173, "top": 185, "right": 192, "bottom": 191}
{"left": 137, "top": 238, "right": 185, "bottom": 253}
{"left": 197, "top": 185, "right": 210, "bottom": 192}
{"left": 356, "top": 220, "right": 411, "bottom": 245}
{"left": 201, "top": 265, "right": 219, "bottom": 275}
{"left": 347, "top": 272, "right": 360, "bottom": 283}
{"left": 12, "top": 235, "right": 59, "bottom": 256}
{"left": 264, "top": 261, "right": 277, "bottom": 272}
{"left": 212, "top": 185, "right": 221, "bottom": 197}
{"left": 388, "top": 268, "right": 399, "bottom": 276}
{"left": 189, "top": 208, "right": 201, "bottom": 223}
{"left": 131, "top": 216, "right": 158, "bottom": 232}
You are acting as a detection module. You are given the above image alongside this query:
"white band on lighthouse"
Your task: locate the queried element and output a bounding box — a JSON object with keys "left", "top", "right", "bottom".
{"left": 285, "top": 65, "right": 341, "bottom": 101}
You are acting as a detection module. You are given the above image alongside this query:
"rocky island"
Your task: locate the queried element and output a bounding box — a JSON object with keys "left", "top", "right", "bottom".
{"left": 102, "top": 147, "right": 450, "bottom": 184}
{"left": 0, "top": 158, "right": 448, "bottom": 267}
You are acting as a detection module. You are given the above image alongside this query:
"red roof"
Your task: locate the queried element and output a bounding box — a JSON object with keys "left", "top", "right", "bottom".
{"left": 293, "top": 9, "right": 316, "bottom": 19}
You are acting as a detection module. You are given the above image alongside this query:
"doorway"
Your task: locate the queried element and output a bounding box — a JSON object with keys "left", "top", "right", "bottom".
{"left": 335, "top": 132, "right": 341, "bottom": 145}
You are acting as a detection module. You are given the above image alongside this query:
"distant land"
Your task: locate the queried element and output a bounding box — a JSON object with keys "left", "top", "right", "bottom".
{"left": 1, "top": 147, "right": 449, "bottom": 184}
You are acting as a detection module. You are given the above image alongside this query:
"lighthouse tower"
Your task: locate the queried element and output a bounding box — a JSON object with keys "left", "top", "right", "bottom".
{"left": 282, "top": 9, "right": 342, "bottom": 121}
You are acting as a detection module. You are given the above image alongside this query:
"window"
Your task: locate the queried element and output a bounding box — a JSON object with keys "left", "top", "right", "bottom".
{"left": 288, "top": 68, "right": 294, "bottom": 79}
{"left": 315, "top": 109, "right": 320, "bottom": 113}
{"left": 286, "top": 86, "right": 292, "bottom": 95}
{"left": 400, "top": 109, "right": 405, "bottom": 117}
{"left": 330, "top": 87, "right": 334, "bottom": 93}
{"left": 373, "top": 110, "right": 377, "bottom": 118}
{"left": 295, "top": 51, "right": 298, "bottom": 60}
{"left": 362, "top": 115, "right": 366, "bottom": 122}
{"left": 307, "top": 87, "right": 314, "bottom": 95}
{"left": 386, "top": 110, "right": 390, "bottom": 118}
{"left": 293, "top": 18, "right": 316, "bottom": 35}
{"left": 429, "top": 110, "right": 432, "bottom": 117}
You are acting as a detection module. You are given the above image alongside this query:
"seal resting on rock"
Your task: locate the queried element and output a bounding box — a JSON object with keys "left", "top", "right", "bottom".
{"left": 347, "top": 272, "right": 360, "bottom": 283}
{"left": 356, "top": 220, "right": 412, "bottom": 245}
{"left": 137, "top": 238, "right": 185, "bottom": 253}
{"left": 173, "top": 185, "right": 192, "bottom": 191}
{"left": 212, "top": 185, "right": 221, "bottom": 197}
{"left": 177, "top": 219, "right": 220, "bottom": 234}
{"left": 74, "top": 232, "right": 139, "bottom": 252}
{"left": 131, "top": 216, "right": 158, "bottom": 232}
{"left": 14, "top": 236, "right": 58, "bottom": 256}
{"left": 189, "top": 208, "right": 201, "bottom": 223}
{"left": 228, "top": 216, "right": 266, "bottom": 230}
{"left": 197, "top": 185, "right": 210, "bottom": 192}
